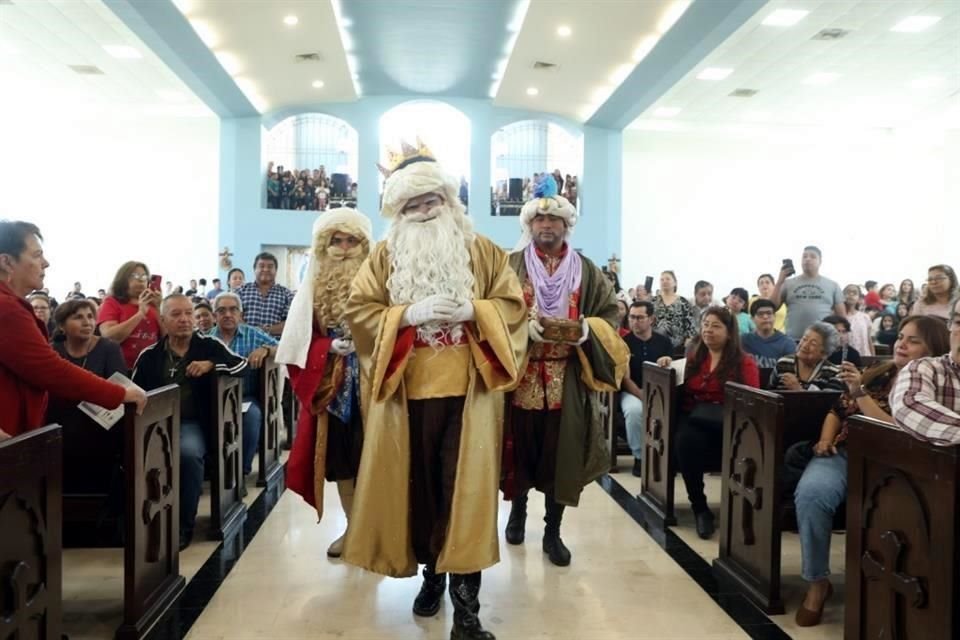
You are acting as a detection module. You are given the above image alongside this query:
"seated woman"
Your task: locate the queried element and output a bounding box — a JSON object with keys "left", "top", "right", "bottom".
{"left": 772, "top": 322, "right": 844, "bottom": 391}
{"left": 615, "top": 296, "right": 629, "bottom": 337}
{"left": 874, "top": 312, "right": 898, "bottom": 349}
{"left": 675, "top": 306, "right": 760, "bottom": 539}
{"left": 789, "top": 315, "right": 950, "bottom": 627}
{"left": 46, "top": 299, "right": 129, "bottom": 537}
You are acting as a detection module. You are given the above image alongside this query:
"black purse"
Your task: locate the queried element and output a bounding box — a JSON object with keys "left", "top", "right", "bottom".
{"left": 688, "top": 402, "right": 724, "bottom": 428}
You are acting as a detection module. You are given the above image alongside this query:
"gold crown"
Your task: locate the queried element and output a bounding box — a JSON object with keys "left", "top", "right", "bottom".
{"left": 377, "top": 137, "right": 436, "bottom": 178}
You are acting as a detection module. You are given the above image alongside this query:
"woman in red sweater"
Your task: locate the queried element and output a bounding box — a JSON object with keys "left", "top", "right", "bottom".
{"left": 675, "top": 306, "right": 760, "bottom": 539}
{"left": 0, "top": 221, "right": 146, "bottom": 441}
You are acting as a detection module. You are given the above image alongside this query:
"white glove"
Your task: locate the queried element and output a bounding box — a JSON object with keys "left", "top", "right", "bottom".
{"left": 571, "top": 317, "right": 590, "bottom": 345}
{"left": 401, "top": 295, "right": 459, "bottom": 327}
{"left": 449, "top": 300, "right": 475, "bottom": 324}
{"left": 528, "top": 318, "right": 545, "bottom": 343}
{"left": 330, "top": 338, "right": 355, "bottom": 356}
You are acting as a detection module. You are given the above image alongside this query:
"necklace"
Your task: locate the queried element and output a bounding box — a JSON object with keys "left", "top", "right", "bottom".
{"left": 67, "top": 338, "right": 96, "bottom": 370}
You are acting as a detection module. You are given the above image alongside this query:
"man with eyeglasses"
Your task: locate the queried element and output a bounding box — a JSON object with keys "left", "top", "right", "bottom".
{"left": 742, "top": 298, "right": 797, "bottom": 371}
{"left": 891, "top": 297, "right": 960, "bottom": 445}
{"left": 620, "top": 300, "right": 674, "bottom": 477}
{"left": 208, "top": 291, "right": 277, "bottom": 486}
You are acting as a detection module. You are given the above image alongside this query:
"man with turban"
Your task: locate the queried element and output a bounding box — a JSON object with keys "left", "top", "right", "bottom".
{"left": 277, "top": 208, "right": 372, "bottom": 558}
{"left": 503, "top": 175, "right": 628, "bottom": 566}
{"left": 344, "top": 142, "right": 527, "bottom": 640}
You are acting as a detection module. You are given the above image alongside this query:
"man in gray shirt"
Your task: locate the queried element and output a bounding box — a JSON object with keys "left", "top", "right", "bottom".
{"left": 772, "top": 245, "right": 845, "bottom": 340}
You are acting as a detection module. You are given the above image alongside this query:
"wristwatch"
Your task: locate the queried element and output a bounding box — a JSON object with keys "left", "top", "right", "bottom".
{"left": 850, "top": 385, "right": 868, "bottom": 399}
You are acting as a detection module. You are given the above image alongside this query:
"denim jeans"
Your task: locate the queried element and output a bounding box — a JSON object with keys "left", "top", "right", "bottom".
{"left": 242, "top": 397, "right": 263, "bottom": 476}
{"left": 620, "top": 393, "right": 644, "bottom": 459}
{"left": 794, "top": 449, "right": 848, "bottom": 582}
{"left": 180, "top": 419, "right": 206, "bottom": 536}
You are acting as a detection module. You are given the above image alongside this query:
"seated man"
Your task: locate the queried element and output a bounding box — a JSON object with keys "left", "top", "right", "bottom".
{"left": 823, "top": 314, "right": 863, "bottom": 368}
{"left": 742, "top": 298, "right": 796, "bottom": 370}
{"left": 208, "top": 291, "right": 278, "bottom": 486}
{"left": 891, "top": 297, "right": 960, "bottom": 445}
{"left": 132, "top": 294, "right": 247, "bottom": 549}
{"left": 620, "top": 301, "right": 673, "bottom": 477}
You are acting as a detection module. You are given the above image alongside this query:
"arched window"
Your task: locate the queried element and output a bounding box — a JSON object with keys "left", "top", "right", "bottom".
{"left": 490, "top": 120, "right": 582, "bottom": 216}
{"left": 379, "top": 101, "right": 471, "bottom": 203}
{"left": 263, "top": 113, "right": 359, "bottom": 210}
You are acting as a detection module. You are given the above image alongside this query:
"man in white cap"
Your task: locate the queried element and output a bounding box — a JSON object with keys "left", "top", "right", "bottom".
{"left": 503, "top": 175, "right": 627, "bottom": 566}
{"left": 344, "top": 142, "right": 527, "bottom": 640}
{"left": 276, "top": 208, "right": 372, "bottom": 558}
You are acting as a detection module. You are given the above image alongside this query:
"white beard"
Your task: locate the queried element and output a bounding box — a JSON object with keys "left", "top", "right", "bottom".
{"left": 386, "top": 204, "right": 476, "bottom": 347}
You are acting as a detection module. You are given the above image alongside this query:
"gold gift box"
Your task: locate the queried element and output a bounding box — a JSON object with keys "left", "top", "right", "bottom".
{"left": 540, "top": 317, "right": 581, "bottom": 343}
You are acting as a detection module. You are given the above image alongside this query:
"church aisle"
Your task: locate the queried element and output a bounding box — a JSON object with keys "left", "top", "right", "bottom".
{"left": 184, "top": 481, "right": 750, "bottom": 639}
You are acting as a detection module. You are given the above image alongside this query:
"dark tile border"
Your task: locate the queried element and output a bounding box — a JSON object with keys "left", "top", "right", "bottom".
{"left": 145, "top": 473, "right": 286, "bottom": 640}
{"left": 596, "top": 475, "right": 792, "bottom": 640}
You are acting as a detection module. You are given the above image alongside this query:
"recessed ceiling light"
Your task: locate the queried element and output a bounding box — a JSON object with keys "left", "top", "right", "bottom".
{"left": 312, "top": 80, "right": 325, "bottom": 89}
{"left": 632, "top": 35, "right": 659, "bottom": 63}
{"left": 697, "top": 67, "right": 733, "bottom": 81}
{"left": 103, "top": 45, "right": 142, "bottom": 59}
{"left": 557, "top": 25, "right": 571, "bottom": 37}
{"left": 526, "top": 86, "right": 539, "bottom": 96}
{"left": 762, "top": 9, "right": 808, "bottom": 27}
{"left": 909, "top": 76, "right": 945, "bottom": 89}
{"left": 190, "top": 19, "right": 219, "bottom": 48}
{"left": 803, "top": 72, "right": 840, "bottom": 85}
{"left": 653, "top": 106, "right": 681, "bottom": 118}
{"left": 610, "top": 64, "right": 633, "bottom": 85}
{"left": 283, "top": 15, "right": 299, "bottom": 26}
{"left": 891, "top": 16, "right": 940, "bottom": 32}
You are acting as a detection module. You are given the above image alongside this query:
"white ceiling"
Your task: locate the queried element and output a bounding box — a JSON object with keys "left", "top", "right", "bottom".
{"left": 630, "top": 0, "right": 960, "bottom": 131}
{"left": 0, "top": 0, "right": 211, "bottom": 118}
{"left": 495, "top": 0, "right": 685, "bottom": 122}
{"left": 172, "top": 0, "right": 357, "bottom": 111}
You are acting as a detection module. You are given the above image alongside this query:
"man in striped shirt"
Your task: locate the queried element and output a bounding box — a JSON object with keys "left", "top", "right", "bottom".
{"left": 891, "top": 297, "right": 960, "bottom": 445}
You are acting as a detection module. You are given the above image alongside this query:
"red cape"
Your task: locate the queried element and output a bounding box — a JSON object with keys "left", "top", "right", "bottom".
{"left": 285, "top": 332, "right": 333, "bottom": 508}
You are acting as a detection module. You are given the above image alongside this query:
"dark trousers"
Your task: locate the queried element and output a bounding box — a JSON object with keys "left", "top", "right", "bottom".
{"left": 510, "top": 407, "right": 562, "bottom": 496}
{"left": 674, "top": 408, "right": 724, "bottom": 513}
{"left": 408, "top": 396, "right": 466, "bottom": 566}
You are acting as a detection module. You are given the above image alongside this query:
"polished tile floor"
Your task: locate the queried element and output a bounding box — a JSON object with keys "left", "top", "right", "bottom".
{"left": 63, "top": 455, "right": 848, "bottom": 639}
{"left": 183, "top": 480, "right": 752, "bottom": 640}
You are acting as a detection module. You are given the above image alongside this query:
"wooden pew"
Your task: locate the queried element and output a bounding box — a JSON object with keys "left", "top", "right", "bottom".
{"left": 712, "top": 383, "right": 841, "bottom": 614}
{"left": 257, "top": 355, "right": 284, "bottom": 490}
{"left": 117, "top": 385, "right": 186, "bottom": 640}
{"left": 638, "top": 362, "right": 678, "bottom": 527}
{"left": 0, "top": 424, "right": 63, "bottom": 640}
{"left": 209, "top": 374, "right": 247, "bottom": 540}
{"left": 845, "top": 415, "right": 960, "bottom": 639}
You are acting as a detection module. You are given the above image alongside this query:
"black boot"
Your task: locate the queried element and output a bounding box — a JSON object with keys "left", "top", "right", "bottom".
{"left": 412, "top": 565, "right": 446, "bottom": 617}
{"left": 504, "top": 491, "right": 528, "bottom": 545}
{"left": 543, "top": 496, "right": 571, "bottom": 566}
{"left": 449, "top": 573, "right": 495, "bottom": 640}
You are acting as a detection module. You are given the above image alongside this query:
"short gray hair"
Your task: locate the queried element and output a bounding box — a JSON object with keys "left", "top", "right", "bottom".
{"left": 805, "top": 321, "right": 840, "bottom": 356}
{"left": 213, "top": 291, "right": 243, "bottom": 313}
{"left": 160, "top": 293, "right": 191, "bottom": 316}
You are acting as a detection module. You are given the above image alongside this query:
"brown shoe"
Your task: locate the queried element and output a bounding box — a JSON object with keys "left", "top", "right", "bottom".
{"left": 795, "top": 582, "right": 833, "bottom": 627}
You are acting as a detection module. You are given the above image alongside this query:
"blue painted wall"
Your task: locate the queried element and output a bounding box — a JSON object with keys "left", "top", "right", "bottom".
{"left": 218, "top": 97, "right": 621, "bottom": 280}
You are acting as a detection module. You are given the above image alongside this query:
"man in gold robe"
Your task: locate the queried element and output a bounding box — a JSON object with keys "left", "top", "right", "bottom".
{"left": 503, "top": 175, "right": 628, "bottom": 566}
{"left": 276, "top": 208, "right": 372, "bottom": 557}
{"left": 343, "top": 143, "right": 527, "bottom": 640}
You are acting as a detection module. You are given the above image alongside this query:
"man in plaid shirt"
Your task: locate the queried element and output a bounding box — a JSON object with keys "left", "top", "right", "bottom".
{"left": 891, "top": 297, "right": 960, "bottom": 445}
{"left": 236, "top": 252, "right": 295, "bottom": 337}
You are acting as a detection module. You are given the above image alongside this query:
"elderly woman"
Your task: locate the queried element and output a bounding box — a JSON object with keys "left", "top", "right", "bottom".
{"left": 772, "top": 322, "right": 844, "bottom": 391}
{"left": 674, "top": 306, "right": 760, "bottom": 539}
{"left": 789, "top": 316, "right": 950, "bottom": 626}
{"left": 913, "top": 264, "right": 958, "bottom": 323}
{"left": 653, "top": 270, "right": 697, "bottom": 349}
{"left": 98, "top": 261, "right": 163, "bottom": 370}
{"left": 46, "top": 299, "right": 128, "bottom": 507}
{"left": 193, "top": 300, "right": 216, "bottom": 334}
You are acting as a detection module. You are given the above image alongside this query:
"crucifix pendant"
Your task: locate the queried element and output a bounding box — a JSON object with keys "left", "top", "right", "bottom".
{"left": 169, "top": 367, "right": 179, "bottom": 377}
